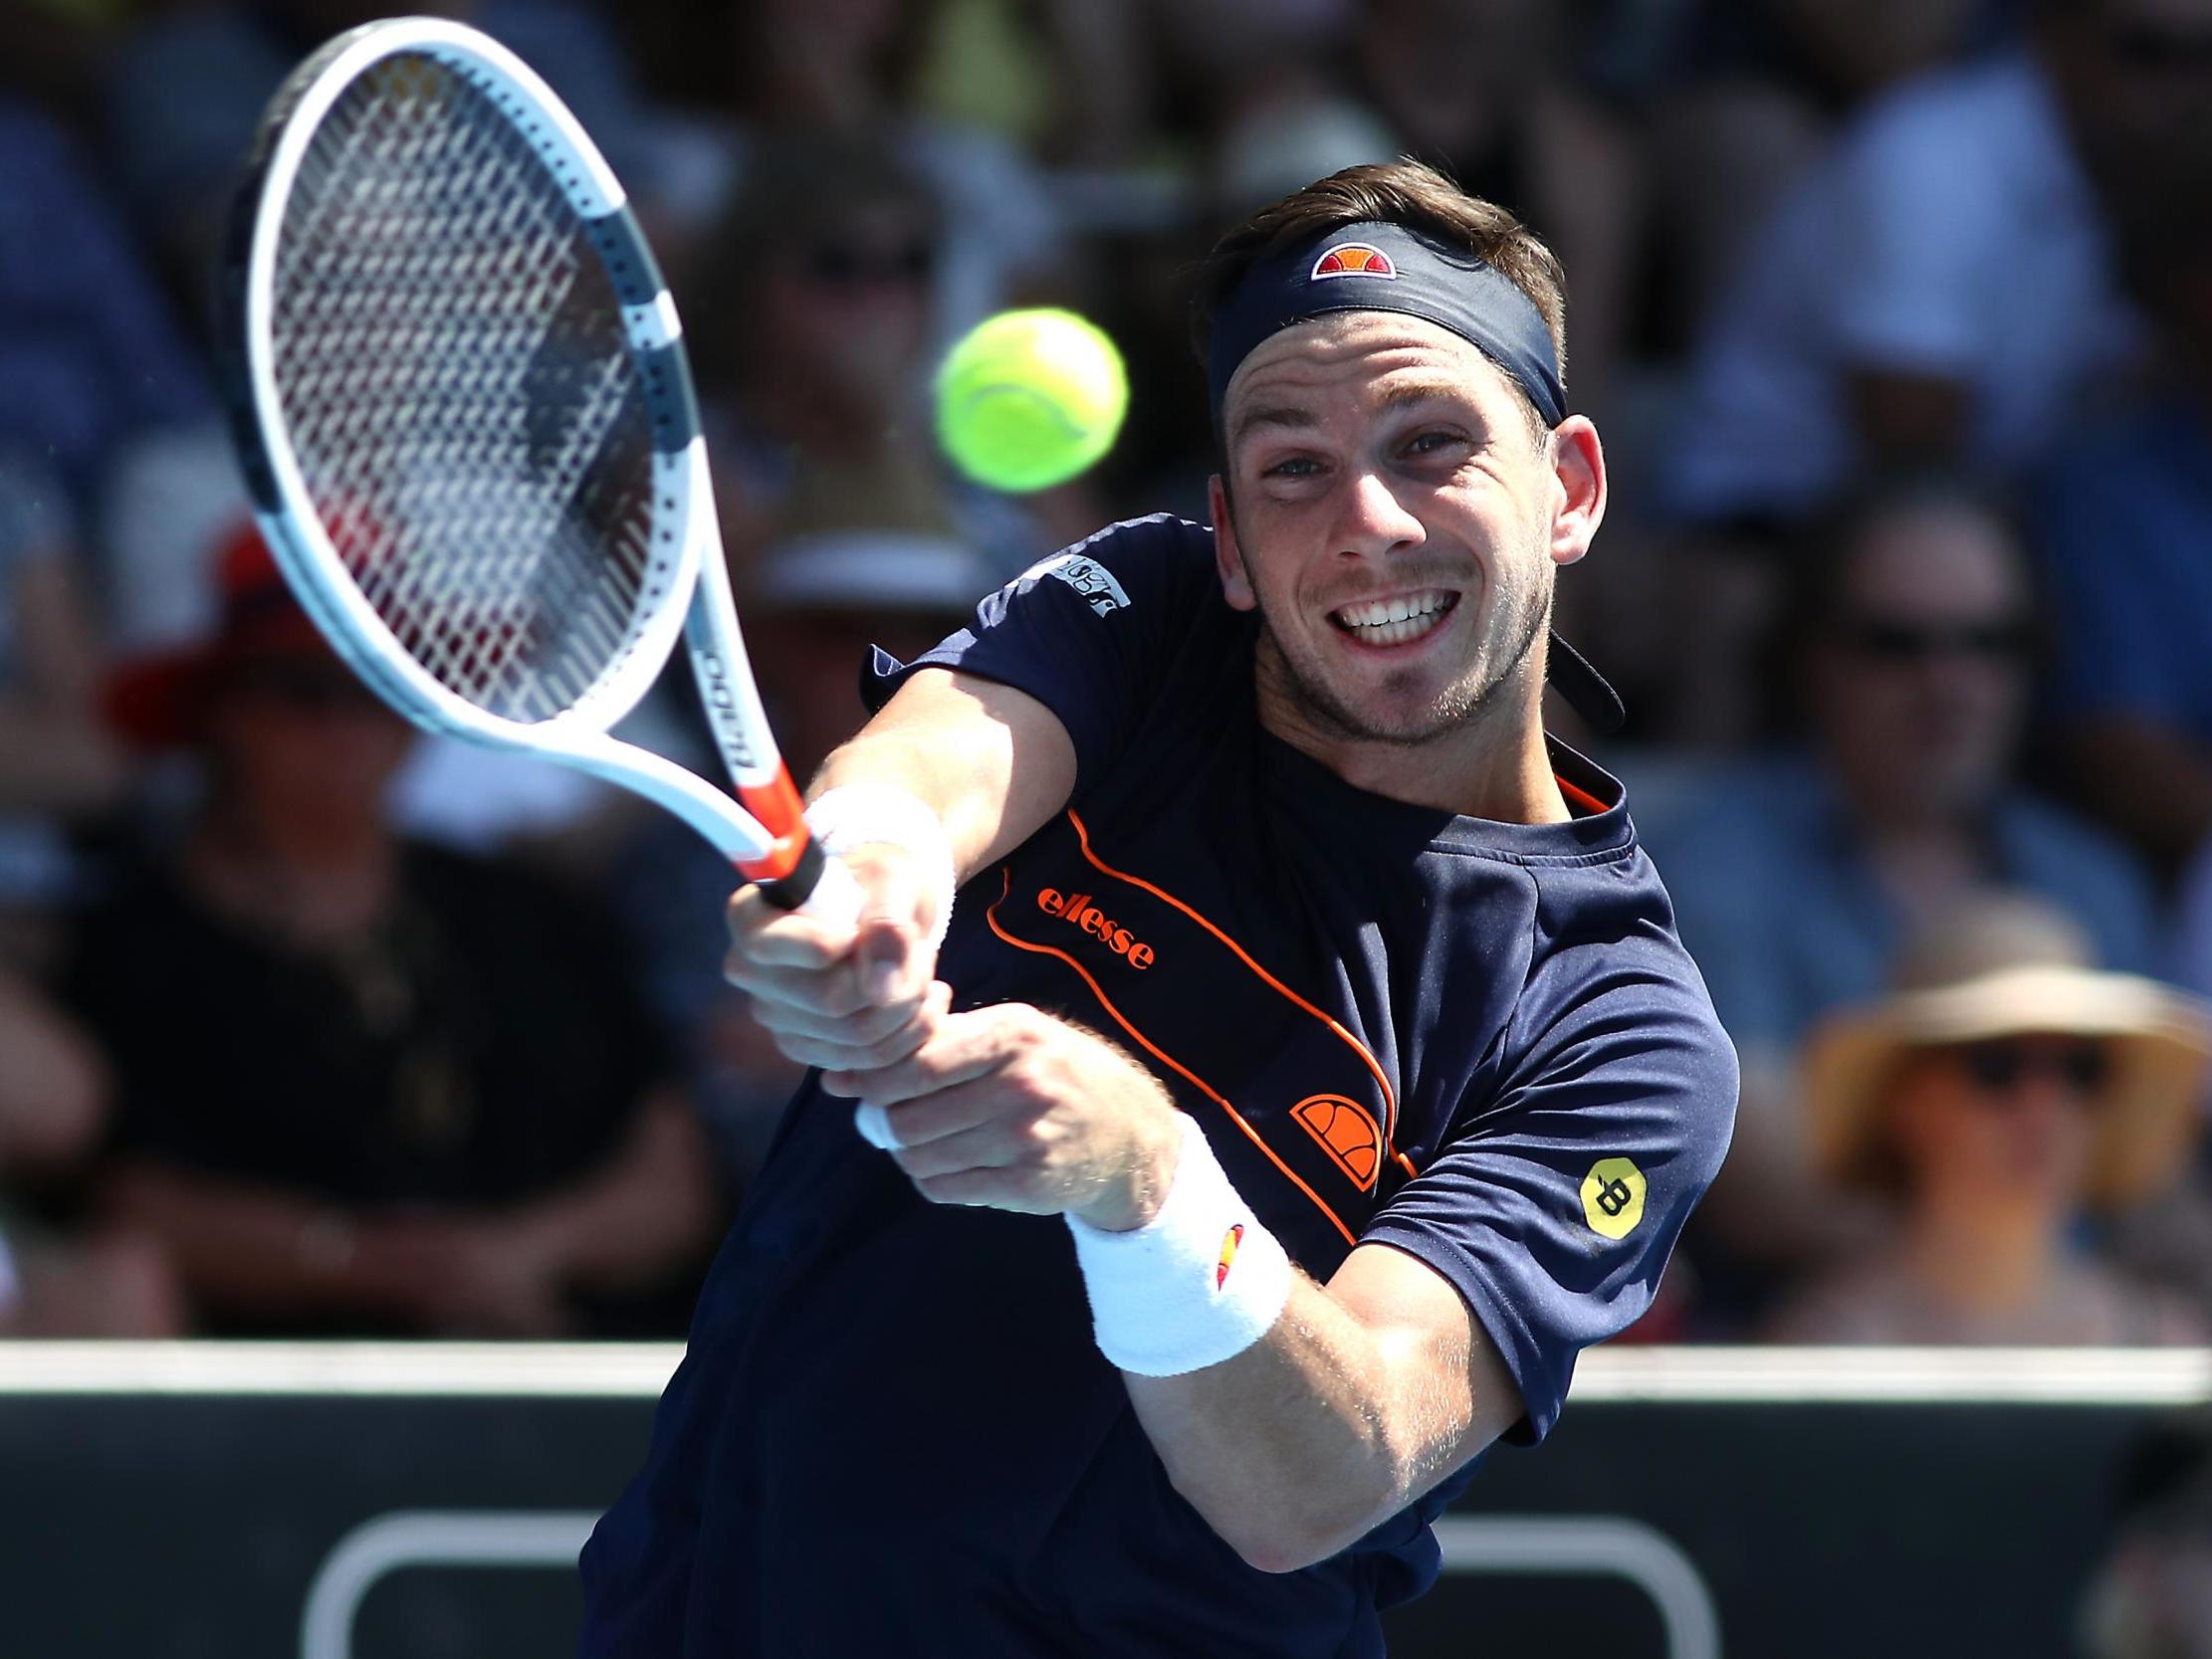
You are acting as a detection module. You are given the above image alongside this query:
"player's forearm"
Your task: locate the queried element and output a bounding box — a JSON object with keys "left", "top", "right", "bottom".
{"left": 807, "top": 669, "right": 1076, "bottom": 884}
{"left": 1125, "top": 1280, "right": 1470, "bottom": 1572}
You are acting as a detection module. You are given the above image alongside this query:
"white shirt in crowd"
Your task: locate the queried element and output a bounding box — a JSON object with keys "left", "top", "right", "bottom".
{"left": 1664, "top": 50, "right": 2142, "bottom": 524}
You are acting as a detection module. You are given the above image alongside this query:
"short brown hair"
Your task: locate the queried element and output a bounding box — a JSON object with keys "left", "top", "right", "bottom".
{"left": 1190, "top": 159, "right": 1571, "bottom": 425}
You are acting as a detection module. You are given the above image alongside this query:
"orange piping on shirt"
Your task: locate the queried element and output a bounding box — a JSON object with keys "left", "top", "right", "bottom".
{"left": 1557, "top": 774, "right": 1608, "bottom": 817}
{"left": 986, "top": 871, "right": 1359, "bottom": 1247}
{"left": 1065, "top": 810, "right": 1409, "bottom": 1161}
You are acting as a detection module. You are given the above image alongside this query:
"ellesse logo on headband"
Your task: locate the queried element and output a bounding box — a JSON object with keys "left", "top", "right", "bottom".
{"left": 1310, "top": 243, "right": 1396, "bottom": 281}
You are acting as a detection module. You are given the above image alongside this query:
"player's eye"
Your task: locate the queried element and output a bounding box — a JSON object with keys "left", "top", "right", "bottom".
{"left": 1401, "top": 429, "right": 1469, "bottom": 461}
{"left": 1260, "top": 455, "right": 1325, "bottom": 480}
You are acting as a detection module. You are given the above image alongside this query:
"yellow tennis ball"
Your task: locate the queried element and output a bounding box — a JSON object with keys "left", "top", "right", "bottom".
{"left": 936, "top": 309, "right": 1128, "bottom": 493}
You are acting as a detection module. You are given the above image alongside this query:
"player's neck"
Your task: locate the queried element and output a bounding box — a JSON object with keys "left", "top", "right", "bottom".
{"left": 1257, "top": 654, "right": 1569, "bottom": 824}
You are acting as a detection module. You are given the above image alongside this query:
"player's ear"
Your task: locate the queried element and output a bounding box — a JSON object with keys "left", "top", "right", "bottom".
{"left": 1210, "top": 475, "right": 1255, "bottom": 610}
{"left": 1545, "top": 415, "right": 1606, "bottom": 569}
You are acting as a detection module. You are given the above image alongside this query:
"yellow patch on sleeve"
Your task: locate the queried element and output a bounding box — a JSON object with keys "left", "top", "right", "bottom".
{"left": 1580, "top": 1157, "right": 1648, "bottom": 1240}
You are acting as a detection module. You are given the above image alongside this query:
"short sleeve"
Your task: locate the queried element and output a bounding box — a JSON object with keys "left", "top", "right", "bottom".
{"left": 862, "top": 516, "right": 1223, "bottom": 785}
{"left": 1360, "top": 936, "right": 1738, "bottom": 1442}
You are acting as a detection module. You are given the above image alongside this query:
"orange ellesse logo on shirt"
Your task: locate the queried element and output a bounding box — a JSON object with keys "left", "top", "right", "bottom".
{"left": 1036, "top": 887, "right": 1155, "bottom": 968}
{"left": 1290, "top": 1094, "right": 1385, "bottom": 1191}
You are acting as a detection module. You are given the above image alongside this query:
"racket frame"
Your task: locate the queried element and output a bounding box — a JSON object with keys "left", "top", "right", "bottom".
{"left": 225, "top": 16, "right": 835, "bottom": 902}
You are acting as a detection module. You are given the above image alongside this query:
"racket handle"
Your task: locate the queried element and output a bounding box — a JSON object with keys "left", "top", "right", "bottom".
{"left": 750, "top": 836, "right": 866, "bottom": 928}
{"left": 795, "top": 851, "right": 864, "bottom": 929}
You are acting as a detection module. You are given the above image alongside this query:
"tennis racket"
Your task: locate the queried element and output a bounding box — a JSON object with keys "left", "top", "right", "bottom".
{"left": 221, "top": 15, "right": 860, "bottom": 923}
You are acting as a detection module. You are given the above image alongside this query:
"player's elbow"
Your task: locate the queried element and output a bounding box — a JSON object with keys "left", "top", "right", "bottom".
{"left": 1216, "top": 1510, "right": 1373, "bottom": 1575}
{"left": 1195, "top": 1510, "right": 1326, "bottom": 1575}
{"left": 1177, "top": 1482, "right": 1384, "bottom": 1575}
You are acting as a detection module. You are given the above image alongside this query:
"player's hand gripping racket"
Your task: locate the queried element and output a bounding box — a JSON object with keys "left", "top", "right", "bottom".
{"left": 222, "top": 16, "right": 860, "bottom": 924}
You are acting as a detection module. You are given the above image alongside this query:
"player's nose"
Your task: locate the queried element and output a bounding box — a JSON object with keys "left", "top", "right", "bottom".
{"left": 1330, "top": 468, "right": 1425, "bottom": 561}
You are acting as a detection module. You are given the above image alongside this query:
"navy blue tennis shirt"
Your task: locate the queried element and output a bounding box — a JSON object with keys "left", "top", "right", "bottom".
{"left": 579, "top": 515, "right": 1737, "bottom": 1657}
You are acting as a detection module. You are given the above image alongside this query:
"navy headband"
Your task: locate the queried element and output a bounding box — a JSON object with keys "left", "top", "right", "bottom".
{"left": 1206, "top": 220, "right": 1566, "bottom": 430}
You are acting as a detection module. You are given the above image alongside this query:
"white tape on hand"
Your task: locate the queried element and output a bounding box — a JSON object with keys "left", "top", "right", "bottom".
{"left": 1065, "top": 1114, "right": 1293, "bottom": 1377}
{"left": 803, "top": 783, "right": 957, "bottom": 952}
{"left": 853, "top": 1101, "right": 901, "bottom": 1150}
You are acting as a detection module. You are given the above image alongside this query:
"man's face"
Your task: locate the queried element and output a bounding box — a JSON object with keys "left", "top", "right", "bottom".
{"left": 754, "top": 202, "right": 935, "bottom": 410}
{"left": 204, "top": 649, "right": 414, "bottom": 825}
{"left": 1211, "top": 311, "right": 1599, "bottom": 757}
{"left": 1809, "top": 503, "right": 2033, "bottom": 820}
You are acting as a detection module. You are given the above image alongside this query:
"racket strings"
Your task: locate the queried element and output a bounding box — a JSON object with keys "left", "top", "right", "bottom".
{"left": 268, "top": 53, "right": 658, "bottom": 724}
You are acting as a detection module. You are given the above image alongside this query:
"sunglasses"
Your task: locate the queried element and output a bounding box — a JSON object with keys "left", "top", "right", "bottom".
{"left": 1834, "top": 615, "right": 2035, "bottom": 666}
{"left": 1948, "top": 1039, "right": 2111, "bottom": 1100}
{"left": 804, "top": 240, "right": 935, "bottom": 287}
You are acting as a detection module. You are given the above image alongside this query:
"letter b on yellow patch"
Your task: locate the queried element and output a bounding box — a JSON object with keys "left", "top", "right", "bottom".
{"left": 1581, "top": 1158, "right": 1647, "bottom": 1240}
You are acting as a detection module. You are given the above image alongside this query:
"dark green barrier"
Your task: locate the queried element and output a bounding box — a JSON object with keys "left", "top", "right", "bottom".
{"left": 0, "top": 1346, "right": 2199, "bottom": 1658}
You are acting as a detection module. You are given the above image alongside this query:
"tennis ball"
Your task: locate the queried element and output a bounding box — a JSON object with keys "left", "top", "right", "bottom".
{"left": 935, "top": 309, "right": 1128, "bottom": 493}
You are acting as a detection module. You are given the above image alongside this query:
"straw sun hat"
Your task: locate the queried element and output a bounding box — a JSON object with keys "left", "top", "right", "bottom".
{"left": 1805, "top": 896, "right": 2212, "bottom": 1208}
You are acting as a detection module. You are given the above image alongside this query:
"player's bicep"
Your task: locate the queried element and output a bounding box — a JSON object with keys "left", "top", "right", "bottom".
{"left": 828, "top": 667, "right": 1077, "bottom": 879}
{"left": 1326, "top": 1241, "right": 1527, "bottom": 1480}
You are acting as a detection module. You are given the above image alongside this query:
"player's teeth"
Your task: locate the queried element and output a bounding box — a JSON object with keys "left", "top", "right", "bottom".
{"left": 1334, "top": 592, "right": 1451, "bottom": 641}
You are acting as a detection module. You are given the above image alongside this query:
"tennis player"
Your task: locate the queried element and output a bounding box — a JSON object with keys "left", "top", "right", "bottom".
{"left": 579, "top": 159, "right": 1737, "bottom": 1656}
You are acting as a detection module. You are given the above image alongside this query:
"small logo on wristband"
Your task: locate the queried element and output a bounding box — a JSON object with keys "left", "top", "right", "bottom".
{"left": 1216, "top": 1224, "right": 1245, "bottom": 1291}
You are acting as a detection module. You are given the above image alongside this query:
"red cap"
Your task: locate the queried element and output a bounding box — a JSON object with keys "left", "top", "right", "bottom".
{"left": 103, "top": 522, "right": 335, "bottom": 748}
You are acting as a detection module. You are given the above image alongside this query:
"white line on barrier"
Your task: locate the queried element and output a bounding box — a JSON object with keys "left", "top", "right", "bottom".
{"left": 299, "top": 1510, "right": 597, "bottom": 1659}
{"left": 0, "top": 1342, "right": 2206, "bottom": 1403}
{"left": 1434, "top": 1517, "right": 1721, "bottom": 1659}
{"left": 294, "top": 1509, "right": 1723, "bottom": 1659}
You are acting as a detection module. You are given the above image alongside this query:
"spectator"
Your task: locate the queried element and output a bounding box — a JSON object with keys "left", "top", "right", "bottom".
{"left": 1662, "top": 0, "right": 2212, "bottom": 529}
{"left": 1640, "top": 0, "right": 1993, "bottom": 356}
{"left": 688, "top": 132, "right": 948, "bottom": 549}
{"left": 2029, "top": 214, "right": 2212, "bottom": 877}
{"left": 624, "top": 0, "right": 1065, "bottom": 337}
{"left": 0, "top": 964, "right": 185, "bottom": 1340}
{"left": 0, "top": 451, "right": 179, "bottom": 1339}
{"left": 1658, "top": 477, "right": 2161, "bottom": 1277}
{"left": 61, "top": 528, "right": 720, "bottom": 1337}
{"left": 685, "top": 129, "right": 1049, "bottom": 571}
{"left": 1770, "top": 894, "right": 2211, "bottom": 1345}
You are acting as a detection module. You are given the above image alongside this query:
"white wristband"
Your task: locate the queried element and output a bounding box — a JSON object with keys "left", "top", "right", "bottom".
{"left": 803, "top": 783, "right": 957, "bottom": 953}
{"left": 1065, "top": 1113, "right": 1293, "bottom": 1377}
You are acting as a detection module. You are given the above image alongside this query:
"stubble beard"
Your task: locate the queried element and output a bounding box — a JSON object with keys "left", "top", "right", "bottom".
{"left": 1253, "top": 570, "right": 1551, "bottom": 748}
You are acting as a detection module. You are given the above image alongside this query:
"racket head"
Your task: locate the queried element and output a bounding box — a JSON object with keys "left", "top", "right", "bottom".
{"left": 222, "top": 16, "right": 705, "bottom": 752}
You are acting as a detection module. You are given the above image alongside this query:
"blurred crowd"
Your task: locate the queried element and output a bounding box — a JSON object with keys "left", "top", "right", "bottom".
{"left": 3, "top": 0, "right": 2212, "bottom": 1353}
